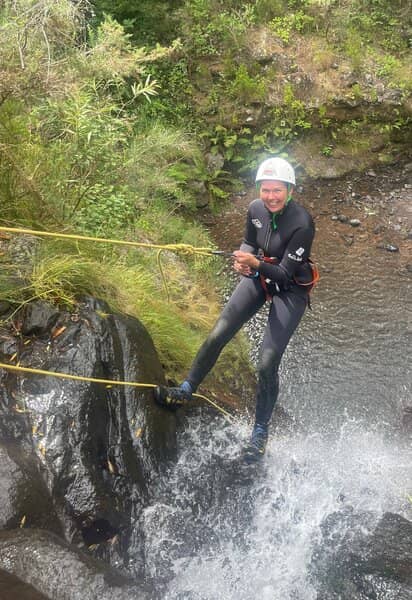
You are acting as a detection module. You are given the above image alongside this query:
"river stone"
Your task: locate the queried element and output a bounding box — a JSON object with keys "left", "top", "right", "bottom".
{"left": 21, "top": 300, "right": 60, "bottom": 336}
{"left": 382, "top": 243, "right": 400, "bottom": 252}
{"left": 0, "top": 528, "right": 151, "bottom": 600}
{"left": 349, "top": 219, "right": 361, "bottom": 227}
{"left": 311, "top": 510, "right": 412, "bottom": 599}
{"left": 337, "top": 214, "right": 349, "bottom": 223}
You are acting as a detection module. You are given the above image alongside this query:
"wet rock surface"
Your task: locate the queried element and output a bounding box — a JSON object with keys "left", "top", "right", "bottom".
{"left": 311, "top": 510, "right": 412, "bottom": 599}
{"left": 0, "top": 568, "right": 49, "bottom": 600}
{"left": 0, "top": 297, "right": 178, "bottom": 597}
{"left": 0, "top": 529, "right": 152, "bottom": 600}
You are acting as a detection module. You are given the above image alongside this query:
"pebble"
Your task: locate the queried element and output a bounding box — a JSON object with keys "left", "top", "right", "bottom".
{"left": 349, "top": 219, "right": 361, "bottom": 227}
{"left": 378, "top": 243, "right": 399, "bottom": 252}
{"left": 337, "top": 214, "right": 349, "bottom": 223}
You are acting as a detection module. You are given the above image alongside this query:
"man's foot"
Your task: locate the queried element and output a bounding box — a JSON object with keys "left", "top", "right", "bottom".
{"left": 243, "top": 423, "right": 268, "bottom": 463}
{"left": 153, "top": 381, "right": 193, "bottom": 411}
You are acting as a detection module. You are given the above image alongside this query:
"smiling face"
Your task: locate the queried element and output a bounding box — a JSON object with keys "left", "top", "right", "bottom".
{"left": 259, "top": 180, "right": 290, "bottom": 213}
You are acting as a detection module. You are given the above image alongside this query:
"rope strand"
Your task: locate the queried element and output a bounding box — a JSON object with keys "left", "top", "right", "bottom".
{"left": 0, "top": 362, "right": 234, "bottom": 421}
{"left": 0, "top": 226, "right": 216, "bottom": 257}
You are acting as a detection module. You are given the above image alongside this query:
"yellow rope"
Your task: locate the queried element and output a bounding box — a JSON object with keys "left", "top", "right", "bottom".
{"left": 0, "top": 226, "right": 215, "bottom": 257}
{"left": 0, "top": 362, "right": 234, "bottom": 421}
{"left": 0, "top": 361, "right": 155, "bottom": 388}
{"left": 156, "top": 249, "right": 170, "bottom": 302}
{"left": 0, "top": 227, "right": 236, "bottom": 420}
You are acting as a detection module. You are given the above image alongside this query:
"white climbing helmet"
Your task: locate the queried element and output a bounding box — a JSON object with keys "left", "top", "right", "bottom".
{"left": 255, "top": 157, "right": 296, "bottom": 186}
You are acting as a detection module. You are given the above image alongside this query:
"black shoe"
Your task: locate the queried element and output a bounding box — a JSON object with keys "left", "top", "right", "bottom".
{"left": 153, "top": 383, "right": 193, "bottom": 411}
{"left": 243, "top": 424, "right": 268, "bottom": 463}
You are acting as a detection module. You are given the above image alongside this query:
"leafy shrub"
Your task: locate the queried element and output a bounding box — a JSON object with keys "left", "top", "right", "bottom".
{"left": 269, "top": 10, "right": 314, "bottom": 44}
{"left": 227, "top": 63, "right": 267, "bottom": 104}
{"left": 179, "top": 0, "right": 255, "bottom": 57}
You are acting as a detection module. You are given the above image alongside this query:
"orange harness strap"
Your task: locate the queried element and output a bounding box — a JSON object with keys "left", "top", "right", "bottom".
{"left": 259, "top": 256, "right": 320, "bottom": 302}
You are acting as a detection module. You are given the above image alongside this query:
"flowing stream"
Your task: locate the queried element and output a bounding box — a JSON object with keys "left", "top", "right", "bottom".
{"left": 139, "top": 170, "right": 411, "bottom": 599}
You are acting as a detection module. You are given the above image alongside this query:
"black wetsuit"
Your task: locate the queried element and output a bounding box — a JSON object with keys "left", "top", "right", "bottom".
{"left": 187, "top": 198, "right": 315, "bottom": 426}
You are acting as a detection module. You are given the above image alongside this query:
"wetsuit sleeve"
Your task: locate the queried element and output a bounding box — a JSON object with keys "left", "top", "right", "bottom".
{"left": 239, "top": 207, "right": 259, "bottom": 254}
{"left": 258, "top": 225, "right": 314, "bottom": 283}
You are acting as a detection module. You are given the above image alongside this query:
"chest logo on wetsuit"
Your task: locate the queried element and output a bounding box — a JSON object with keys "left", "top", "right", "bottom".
{"left": 288, "top": 247, "right": 305, "bottom": 262}
{"left": 252, "top": 218, "right": 263, "bottom": 229}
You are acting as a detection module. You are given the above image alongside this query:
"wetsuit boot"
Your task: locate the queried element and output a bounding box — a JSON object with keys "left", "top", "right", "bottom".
{"left": 243, "top": 423, "right": 268, "bottom": 463}
{"left": 153, "top": 380, "right": 193, "bottom": 411}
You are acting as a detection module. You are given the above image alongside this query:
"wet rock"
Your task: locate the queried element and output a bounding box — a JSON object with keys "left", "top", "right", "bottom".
{"left": 0, "top": 444, "right": 61, "bottom": 533}
{"left": 311, "top": 510, "right": 412, "bottom": 600}
{"left": 0, "top": 568, "right": 48, "bottom": 600}
{"left": 0, "top": 528, "right": 151, "bottom": 600}
{"left": 0, "top": 337, "right": 19, "bottom": 356}
{"left": 21, "top": 301, "right": 60, "bottom": 336}
{"left": 0, "top": 297, "right": 178, "bottom": 577}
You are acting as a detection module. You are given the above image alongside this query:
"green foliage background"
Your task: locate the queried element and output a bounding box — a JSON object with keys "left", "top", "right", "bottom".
{"left": 0, "top": 0, "right": 410, "bottom": 384}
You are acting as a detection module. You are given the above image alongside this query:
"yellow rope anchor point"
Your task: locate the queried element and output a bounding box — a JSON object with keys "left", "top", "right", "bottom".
{"left": 0, "top": 362, "right": 234, "bottom": 422}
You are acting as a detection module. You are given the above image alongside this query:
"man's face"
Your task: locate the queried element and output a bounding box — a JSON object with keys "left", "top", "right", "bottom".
{"left": 259, "top": 180, "right": 289, "bottom": 213}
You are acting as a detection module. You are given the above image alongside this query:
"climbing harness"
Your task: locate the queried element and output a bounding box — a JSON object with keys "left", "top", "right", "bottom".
{"left": 0, "top": 361, "right": 234, "bottom": 422}
{"left": 258, "top": 256, "right": 320, "bottom": 303}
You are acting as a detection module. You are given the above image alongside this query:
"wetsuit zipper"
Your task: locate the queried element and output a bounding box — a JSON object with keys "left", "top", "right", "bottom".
{"left": 263, "top": 222, "right": 272, "bottom": 256}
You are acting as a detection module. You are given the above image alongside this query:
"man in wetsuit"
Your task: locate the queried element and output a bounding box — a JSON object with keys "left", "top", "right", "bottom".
{"left": 154, "top": 157, "right": 315, "bottom": 462}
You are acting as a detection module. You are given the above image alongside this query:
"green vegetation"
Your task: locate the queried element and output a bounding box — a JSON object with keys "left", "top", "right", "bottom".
{"left": 0, "top": 0, "right": 254, "bottom": 385}
{"left": 0, "top": 0, "right": 410, "bottom": 384}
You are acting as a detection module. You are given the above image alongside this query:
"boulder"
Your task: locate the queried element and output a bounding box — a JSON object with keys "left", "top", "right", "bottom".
{"left": 0, "top": 297, "right": 178, "bottom": 578}
{"left": 311, "top": 510, "right": 412, "bottom": 599}
{"left": 0, "top": 528, "right": 152, "bottom": 600}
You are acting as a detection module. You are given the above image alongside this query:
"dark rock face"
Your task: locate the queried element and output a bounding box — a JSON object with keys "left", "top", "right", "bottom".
{"left": 0, "top": 529, "right": 151, "bottom": 600}
{"left": 0, "top": 568, "right": 49, "bottom": 600}
{"left": 0, "top": 297, "right": 178, "bottom": 594}
{"left": 0, "top": 444, "right": 61, "bottom": 534}
{"left": 311, "top": 510, "right": 412, "bottom": 599}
